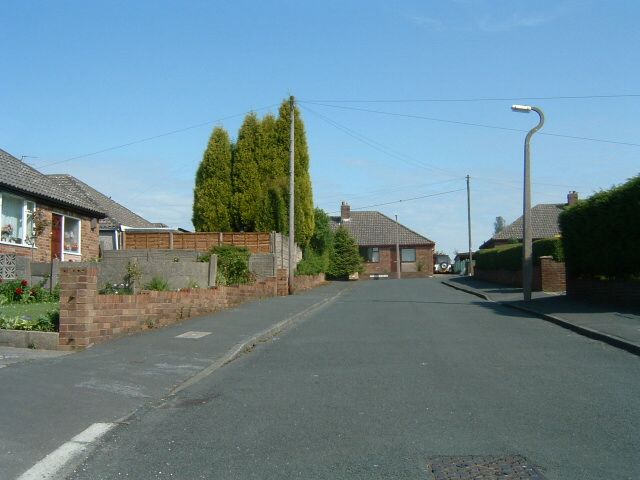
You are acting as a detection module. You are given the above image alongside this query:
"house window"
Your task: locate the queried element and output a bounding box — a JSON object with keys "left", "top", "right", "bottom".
{"left": 360, "top": 247, "right": 379, "bottom": 263}
{"left": 401, "top": 248, "right": 416, "bottom": 263}
{"left": 0, "top": 192, "right": 35, "bottom": 246}
{"left": 63, "top": 216, "right": 81, "bottom": 254}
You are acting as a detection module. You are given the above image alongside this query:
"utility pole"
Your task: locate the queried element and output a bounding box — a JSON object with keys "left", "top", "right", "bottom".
{"left": 466, "top": 175, "right": 473, "bottom": 276}
{"left": 288, "top": 95, "right": 295, "bottom": 294}
{"left": 395, "top": 214, "right": 401, "bottom": 280}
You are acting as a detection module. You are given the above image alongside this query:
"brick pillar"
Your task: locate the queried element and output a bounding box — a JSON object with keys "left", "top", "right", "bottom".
{"left": 276, "top": 268, "right": 289, "bottom": 296}
{"left": 58, "top": 265, "right": 99, "bottom": 350}
{"left": 540, "top": 256, "right": 566, "bottom": 292}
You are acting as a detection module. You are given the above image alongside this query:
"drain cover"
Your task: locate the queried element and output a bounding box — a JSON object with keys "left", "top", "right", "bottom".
{"left": 425, "top": 455, "right": 546, "bottom": 479}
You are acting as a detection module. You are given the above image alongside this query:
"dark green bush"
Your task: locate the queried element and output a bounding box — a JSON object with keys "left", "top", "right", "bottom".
{"left": 327, "top": 227, "right": 363, "bottom": 280}
{"left": 208, "top": 245, "right": 252, "bottom": 286}
{"left": 560, "top": 175, "right": 640, "bottom": 279}
{"left": 475, "top": 238, "right": 564, "bottom": 271}
{"left": 475, "top": 243, "right": 522, "bottom": 271}
{"left": 532, "top": 237, "right": 564, "bottom": 263}
{"left": 296, "top": 249, "right": 328, "bottom": 276}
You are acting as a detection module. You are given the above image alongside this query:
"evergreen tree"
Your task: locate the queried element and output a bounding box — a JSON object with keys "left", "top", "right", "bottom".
{"left": 192, "top": 127, "right": 233, "bottom": 231}
{"left": 255, "top": 113, "right": 288, "bottom": 232}
{"left": 327, "top": 226, "right": 362, "bottom": 280}
{"left": 275, "top": 99, "right": 315, "bottom": 248}
{"left": 232, "top": 113, "right": 263, "bottom": 231}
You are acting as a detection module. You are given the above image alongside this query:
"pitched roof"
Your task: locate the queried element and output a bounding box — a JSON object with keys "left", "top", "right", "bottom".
{"left": 0, "top": 149, "right": 105, "bottom": 217}
{"left": 330, "top": 211, "right": 434, "bottom": 246}
{"left": 47, "top": 174, "right": 156, "bottom": 229}
{"left": 492, "top": 203, "right": 564, "bottom": 242}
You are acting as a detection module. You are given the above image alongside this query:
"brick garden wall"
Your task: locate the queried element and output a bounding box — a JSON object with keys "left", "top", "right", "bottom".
{"left": 567, "top": 277, "right": 640, "bottom": 308}
{"left": 292, "top": 273, "right": 325, "bottom": 293}
{"left": 59, "top": 265, "right": 290, "bottom": 350}
{"left": 474, "top": 258, "right": 566, "bottom": 293}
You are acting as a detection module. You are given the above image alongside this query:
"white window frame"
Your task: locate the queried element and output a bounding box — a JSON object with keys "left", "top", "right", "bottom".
{"left": 0, "top": 192, "right": 36, "bottom": 248}
{"left": 60, "top": 214, "right": 82, "bottom": 257}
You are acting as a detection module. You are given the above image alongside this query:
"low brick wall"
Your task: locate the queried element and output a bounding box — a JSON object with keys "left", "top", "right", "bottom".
{"left": 474, "top": 267, "right": 542, "bottom": 291}
{"left": 292, "top": 273, "right": 326, "bottom": 292}
{"left": 58, "top": 265, "right": 286, "bottom": 350}
{"left": 567, "top": 277, "right": 640, "bottom": 308}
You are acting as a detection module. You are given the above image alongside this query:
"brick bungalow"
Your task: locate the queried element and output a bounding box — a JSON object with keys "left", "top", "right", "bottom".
{"left": 480, "top": 191, "right": 578, "bottom": 249}
{"left": 0, "top": 149, "right": 106, "bottom": 262}
{"left": 330, "top": 202, "right": 435, "bottom": 279}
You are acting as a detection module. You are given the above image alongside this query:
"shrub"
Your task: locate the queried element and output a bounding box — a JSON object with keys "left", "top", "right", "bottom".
{"left": 560, "top": 175, "right": 640, "bottom": 279}
{"left": 296, "top": 249, "right": 327, "bottom": 276}
{"left": 206, "top": 245, "right": 252, "bottom": 286}
{"left": 327, "top": 227, "right": 363, "bottom": 280}
{"left": 475, "top": 238, "right": 564, "bottom": 272}
{"left": 145, "top": 276, "right": 169, "bottom": 291}
{"left": 0, "top": 307, "right": 59, "bottom": 332}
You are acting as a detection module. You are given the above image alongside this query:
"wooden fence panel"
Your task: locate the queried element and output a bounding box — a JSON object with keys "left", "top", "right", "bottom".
{"left": 124, "top": 232, "right": 272, "bottom": 253}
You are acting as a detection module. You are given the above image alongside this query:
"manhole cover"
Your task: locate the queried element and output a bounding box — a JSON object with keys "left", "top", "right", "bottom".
{"left": 425, "top": 455, "right": 546, "bottom": 479}
{"left": 175, "top": 331, "right": 212, "bottom": 339}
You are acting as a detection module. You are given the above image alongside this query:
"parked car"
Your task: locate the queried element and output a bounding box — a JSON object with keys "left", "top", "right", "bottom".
{"left": 433, "top": 254, "right": 453, "bottom": 273}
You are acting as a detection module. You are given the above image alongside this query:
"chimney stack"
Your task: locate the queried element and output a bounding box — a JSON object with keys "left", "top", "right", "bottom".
{"left": 567, "top": 191, "right": 578, "bottom": 206}
{"left": 340, "top": 201, "right": 351, "bottom": 222}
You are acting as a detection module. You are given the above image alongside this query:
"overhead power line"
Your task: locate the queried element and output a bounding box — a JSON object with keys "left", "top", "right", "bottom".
{"left": 300, "top": 101, "right": 640, "bottom": 148}
{"left": 301, "top": 94, "right": 640, "bottom": 103}
{"left": 39, "top": 103, "right": 279, "bottom": 169}
{"left": 299, "top": 104, "right": 460, "bottom": 178}
{"left": 341, "top": 188, "right": 466, "bottom": 212}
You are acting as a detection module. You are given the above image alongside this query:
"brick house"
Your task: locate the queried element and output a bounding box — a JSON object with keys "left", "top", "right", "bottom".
{"left": 330, "top": 202, "right": 435, "bottom": 279}
{"left": 480, "top": 191, "right": 579, "bottom": 249}
{"left": 0, "top": 149, "right": 106, "bottom": 262}
{"left": 46, "top": 174, "right": 164, "bottom": 252}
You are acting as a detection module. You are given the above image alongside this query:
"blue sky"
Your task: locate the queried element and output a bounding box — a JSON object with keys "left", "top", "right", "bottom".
{"left": 2, "top": 0, "right": 639, "bottom": 257}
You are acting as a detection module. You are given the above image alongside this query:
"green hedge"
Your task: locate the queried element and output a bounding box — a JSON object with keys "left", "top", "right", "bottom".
{"left": 559, "top": 175, "right": 640, "bottom": 279}
{"left": 475, "top": 238, "right": 564, "bottom": 271}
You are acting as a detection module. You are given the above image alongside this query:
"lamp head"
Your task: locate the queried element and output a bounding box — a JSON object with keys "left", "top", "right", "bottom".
{"left": 511, "top": 104, "right": 532, "bottom": 112}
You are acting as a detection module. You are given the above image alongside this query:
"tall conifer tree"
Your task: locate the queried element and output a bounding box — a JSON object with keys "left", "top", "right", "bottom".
{"left": 192, "top": 127, "right": 233, "bottom": 231}
{"left": 275, "top": 99, "right": 315, "bottom": 248}
{"left": 232, "top": 113, "right": 263, "bottom": 231}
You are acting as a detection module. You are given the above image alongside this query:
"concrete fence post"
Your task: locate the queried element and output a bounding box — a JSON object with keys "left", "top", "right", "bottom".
{"left": 208, "top": 254, "right": 218, "bottom": 287}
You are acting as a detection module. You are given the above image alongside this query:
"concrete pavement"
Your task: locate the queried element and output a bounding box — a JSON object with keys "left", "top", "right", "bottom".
{"left": 442, "top": 275, "right": 640, "bottom": 356}
{"left": 0, "top": 281, "right": 349, "bottom": 480}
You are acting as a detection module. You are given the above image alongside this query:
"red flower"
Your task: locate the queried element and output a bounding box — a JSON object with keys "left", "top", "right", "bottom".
{"left": 21, "top": 279, "right": 28, "bottom": 287}
{"left": 15, "top": 287, "right": 24, "bottom": 296}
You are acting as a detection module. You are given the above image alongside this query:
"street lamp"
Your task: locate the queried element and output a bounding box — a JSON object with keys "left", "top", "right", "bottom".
{"left": 511, "top": 104, "right": 544, "bottom": 301}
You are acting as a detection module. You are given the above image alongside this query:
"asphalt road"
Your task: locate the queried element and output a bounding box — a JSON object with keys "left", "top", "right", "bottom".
{"left": 67, "top": 278, "right": 640, "bottom": 479}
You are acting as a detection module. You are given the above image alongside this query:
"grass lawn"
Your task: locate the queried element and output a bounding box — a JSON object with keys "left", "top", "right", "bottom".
{"left": 0, "top": 302, "right": 59, "bottom": 320}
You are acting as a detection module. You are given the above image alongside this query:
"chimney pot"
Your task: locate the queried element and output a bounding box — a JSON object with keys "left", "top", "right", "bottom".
{"left": 340, "top": 202, "right": 351, "bottom": 222}
{"left": 567, "top": 191, "right": 578, "bottom": 206}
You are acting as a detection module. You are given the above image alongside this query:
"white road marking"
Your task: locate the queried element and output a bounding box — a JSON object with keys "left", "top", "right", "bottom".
{"left": 17, "top": 422, "right": 116, "bottom": 480}
{"left": 175, "top": 331, "right": 212, "bottom": 339}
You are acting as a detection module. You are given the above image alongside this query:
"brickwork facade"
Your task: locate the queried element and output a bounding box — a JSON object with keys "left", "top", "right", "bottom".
{"left": 0, "top": 201, "right": 99, "bottom": 262}
{"left": 360, "top": 245, "right": 434, "bottom": 279}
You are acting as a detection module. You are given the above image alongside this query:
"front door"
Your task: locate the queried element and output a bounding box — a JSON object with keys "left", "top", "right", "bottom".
{"left": 390, "top": 247, "right": 399, "bottom": 278}
{"left": 51, "top": 214, "right": 62, "bottom": 260}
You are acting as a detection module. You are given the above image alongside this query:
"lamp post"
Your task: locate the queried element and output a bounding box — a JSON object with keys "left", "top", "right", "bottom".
{"left": 395, "top": 214, "right": 401, "bottom": 280}
{"left": 511, "top": 104, "right": 544, "bottom": 301}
